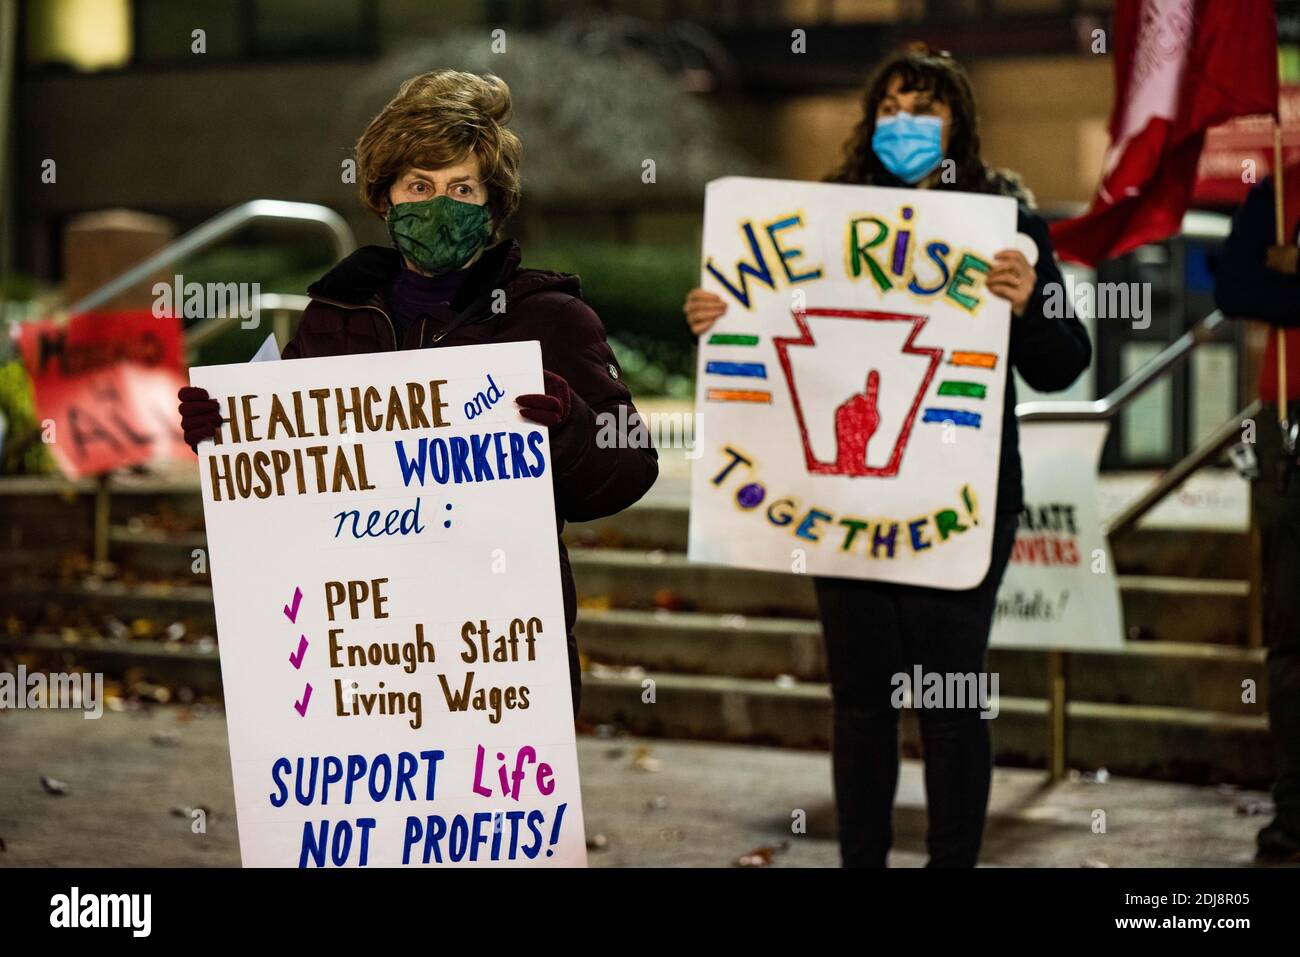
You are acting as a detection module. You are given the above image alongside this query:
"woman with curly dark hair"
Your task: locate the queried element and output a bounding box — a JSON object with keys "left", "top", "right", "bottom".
{"left": 684, "top": 47, "right": 1092, "bottom": 867}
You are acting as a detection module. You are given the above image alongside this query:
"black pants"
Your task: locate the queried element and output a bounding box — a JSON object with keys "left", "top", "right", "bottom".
{"left": 567, "top": 631, "right": 582, "bottom": 718}
{"left": 814, "top": 511, "right": 1018, "bottom": 867}
{"left": 1254, "top": 404, "right": 1300, "bottom": 838}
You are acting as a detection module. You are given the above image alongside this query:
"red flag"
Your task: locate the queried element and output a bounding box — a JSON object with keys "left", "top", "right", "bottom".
{"left": 1050, "top": 0, "right": 1278, "bottom": 266}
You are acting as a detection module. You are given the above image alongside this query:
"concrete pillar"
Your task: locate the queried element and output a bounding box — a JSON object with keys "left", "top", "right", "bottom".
{"left": 61, "top": 209, "right": 175, "bottom": 312}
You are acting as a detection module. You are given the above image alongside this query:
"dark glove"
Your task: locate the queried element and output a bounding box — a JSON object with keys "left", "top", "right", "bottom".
{"left": 516, "top": 371, "right": 596, "bottom": 471}
{"left": 177, "top": 385, "right": 222, "bottom": 449}
{"left": 515, "top": 371, "right": 573, "bottom": 428}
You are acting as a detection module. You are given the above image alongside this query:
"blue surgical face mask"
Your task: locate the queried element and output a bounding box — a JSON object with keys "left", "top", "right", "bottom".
{"left": 871, "top": 112, "right": 945, "bottom": 184}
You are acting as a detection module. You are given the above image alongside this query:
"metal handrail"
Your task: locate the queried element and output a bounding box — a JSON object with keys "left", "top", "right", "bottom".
{"left": 1013, "top": 305, "right": 1256, "bottom": 539}
{"left": 1103, "top": 399, "right": 1263, "bottom": 539}
{"left": 1015, "top": 310, "right": 1229, "bottom": 423}
{"left": 64, "top": 200, "right": 356, "bottom": 316}
{"left": 183, "top": 292, "right": 311, "bottom": 358}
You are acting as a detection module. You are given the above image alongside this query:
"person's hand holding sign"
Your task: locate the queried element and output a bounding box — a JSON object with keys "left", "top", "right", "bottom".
{"left": 516, "top": 370, "right": 588, "bottom": 470}
{"left": 1266, "top": 244, "right": 1299, "bottom": 275}
{"left": 684, "top": 288, "right": 729, "bottom": 336}
{"left": 985, "top": 248, "right": 1036, "bottom": 316}
{"left": 515, "top": 370, "right": 574, "bottom": 427}
{"left": 178, "top": 385, "right": 222, "bottom": 449}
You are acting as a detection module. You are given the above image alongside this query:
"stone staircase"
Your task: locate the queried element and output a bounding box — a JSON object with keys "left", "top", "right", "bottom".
{"left": 0, "top": 473, "right": 1269, "bottom": 785}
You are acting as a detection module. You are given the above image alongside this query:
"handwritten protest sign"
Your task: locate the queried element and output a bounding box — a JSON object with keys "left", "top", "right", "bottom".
{"left": 689, "top": 177, "right": 1017, "bottom": 588}
{"left": 992, "top": 421, "right": 1124, "bottom": 649}
{"left": 19, "top": 310, "right": 192, "bottom": 478}
{"left": 190, "top": 341, "right": 586, "bottom": 867}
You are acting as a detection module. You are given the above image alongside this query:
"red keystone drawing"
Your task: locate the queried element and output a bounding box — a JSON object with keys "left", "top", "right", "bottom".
{"left": 772, "top": 308, "right": 942, "bottom": 477}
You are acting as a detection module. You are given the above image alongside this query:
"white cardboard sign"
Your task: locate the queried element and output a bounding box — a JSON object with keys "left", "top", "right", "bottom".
{"left": 992, "top": 420, "right": 1125, "bottom": 650}
{"left": 191, "top": 341, "right": 586, "bottom": 867}
{"left": 689, "top": 177, "right": 1017, "bottom": 588}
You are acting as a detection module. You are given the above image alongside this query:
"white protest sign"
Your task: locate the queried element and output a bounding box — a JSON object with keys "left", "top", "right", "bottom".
{"left": 190, "top": 340, "right": 586, "bottom": 867}
{"left": 992, "top": 420, "right": 1124, "bottom": 650}
{"left": 689, "top": 177, "right": 1017, "bottom": 588}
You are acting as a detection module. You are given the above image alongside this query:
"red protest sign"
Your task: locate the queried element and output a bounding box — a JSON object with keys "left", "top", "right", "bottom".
{"left": 1194, "top": 86, "right": 1300, "bottom": 206}
{"left": 18, "top": 310, "right": 194, "bottom": 478}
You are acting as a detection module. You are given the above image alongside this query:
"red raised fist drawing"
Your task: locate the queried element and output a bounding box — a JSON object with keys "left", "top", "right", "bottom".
{"left": 833, "top": 370, "right": 881, "bottom": 476}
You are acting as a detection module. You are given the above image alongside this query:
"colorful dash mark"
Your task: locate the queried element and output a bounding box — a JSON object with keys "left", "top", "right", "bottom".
{"left": 708, "top": 333, "right": 760, "bottom": 346}
{"left": 705, "top": 361, "right": 767, "bottom": 378}
{"left": 923, "top": 408, "right": 982, "bottom": 428}
{"left": 936, "top": 381, "right": 987, "bottom": 399}
{"left": 707, "top": 389, "right": 772, "bottom": 403}
{"left": 949, "top": 351, "right": 998, "bottom": 369}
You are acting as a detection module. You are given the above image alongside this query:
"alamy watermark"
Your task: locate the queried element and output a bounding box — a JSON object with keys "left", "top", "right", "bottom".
{"left": 1043, "top": 276, "right": 1152, "bottom": 330}
{"left": 152, "top": 274, "right": 261, "bottom": 328}
{"left": 595, "top": 405, "right": 701, "bottom": 454}
{"left": 891, "top": 666, "right": 1000, "bottom": 719}
{"left": 0, "top": 667, "right": 104, "bottom": 718}
{"left": 50, "top": 886, "right": 150, "bottom": 937}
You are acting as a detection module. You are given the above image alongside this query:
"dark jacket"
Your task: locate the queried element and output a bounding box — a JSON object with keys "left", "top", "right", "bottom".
{"left": 1001, "top": 206, "right": 1094, "bottom": 513}
{"left": 283, "top": 239, "right": 660, "bottom": 637}
{"left": 1216, "top": 175, "right": 1300, "bottom": 325}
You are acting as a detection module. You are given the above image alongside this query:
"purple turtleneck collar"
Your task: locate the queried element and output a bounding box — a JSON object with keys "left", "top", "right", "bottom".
{"left": 385, "top": 266, "right": 469, "bottom": 337}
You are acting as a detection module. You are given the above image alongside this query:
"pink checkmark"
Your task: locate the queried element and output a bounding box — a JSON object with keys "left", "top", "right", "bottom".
{"left": 289, "top": 635, "right": 308, "bottom": 669}
{"left": 283, "top": 587, "right": 303, "bottom": 623}
{"left": 294, "top": 683, "right": 312, "bottom": 716}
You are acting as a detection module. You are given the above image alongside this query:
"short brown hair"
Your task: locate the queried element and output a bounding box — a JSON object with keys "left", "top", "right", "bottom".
{"left": 354, "top": 70, "right": 523, "bottom": 230}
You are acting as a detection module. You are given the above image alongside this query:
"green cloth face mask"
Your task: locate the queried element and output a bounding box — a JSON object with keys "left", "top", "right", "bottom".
{"left": 385, "top": 196, "right": 492, "bottom": 276}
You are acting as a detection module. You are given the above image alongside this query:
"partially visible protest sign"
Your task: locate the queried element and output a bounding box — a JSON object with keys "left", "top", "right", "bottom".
{"left": 689, "top": 177, "right": 1018, "bottom": 589}
{"left": 18, "top": 310, "right": 192, "bottom": 477}
{"left": 991, "top": 421, "right": 1124, "bottom": 650}
{"left": 190, "top": 340, "right": 586, "bottom": 867}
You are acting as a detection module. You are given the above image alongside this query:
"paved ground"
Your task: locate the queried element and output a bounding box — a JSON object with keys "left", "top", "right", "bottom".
{"left": 0, "top": 705, "right": 1281, "bottom": 867}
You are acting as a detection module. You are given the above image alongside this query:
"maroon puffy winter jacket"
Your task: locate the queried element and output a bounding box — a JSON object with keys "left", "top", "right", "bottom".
{"left": 282, "top": 239, "right": 659, "bottom": 664}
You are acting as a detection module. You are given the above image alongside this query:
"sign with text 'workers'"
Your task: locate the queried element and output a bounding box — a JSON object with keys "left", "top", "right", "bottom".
{"left": 690, "top": 177, "right": 1017, "bottom": 588}
{"left": 191, "top": 341, "right": 586, "bottom": 867}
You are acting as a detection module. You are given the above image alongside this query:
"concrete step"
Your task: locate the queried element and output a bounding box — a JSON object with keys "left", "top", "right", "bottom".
{"left": 1117, "top": 575, "right": 1251, "bottom": 645}
{"left": 569, "top": 548, "right": 1250, "bottom": 645}
{"left": 1, "top": 580, "right": 218, "bottom": 626}
{"left": 1, "top": 579, "right": 1262, "bottom": 715}
{"left": 0, "top": 632, "right": 221, "bottom": 695}
{"left": 574, "top": 608, "right": 1264, "bottom": 715}
{"left": 1109, "top": 528, "right": 1250, "bottom": 580}
{"left": 0, "top": 627, "right": 1269, "bottom": 785}
{"left": 562, "top": 498, "right": 1251, "bottom": 580}
{"left": 19, "top": 527, "right": 1254, "bottom": 646}
{"left": 106, "top": 527, "right": 210, "bottom": 581}
{"left": 573, "top": 546, "right": 820, "bottom": 617}
{"left": 0, "top": 476, "right": 1253, "bottom": 578}
{"left": 579, "top": 670, "right": 1271, "bottom": 786}
{"left": 0, "top": 479, "right": 204, "bottom": 586}
{"left": 564, "top": 502, "right": 690, "bottom": 553}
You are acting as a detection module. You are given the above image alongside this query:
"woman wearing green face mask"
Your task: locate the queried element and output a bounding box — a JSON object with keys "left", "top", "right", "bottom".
{"left": 177, "top": 70, "right": 660, "bottom": 713}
